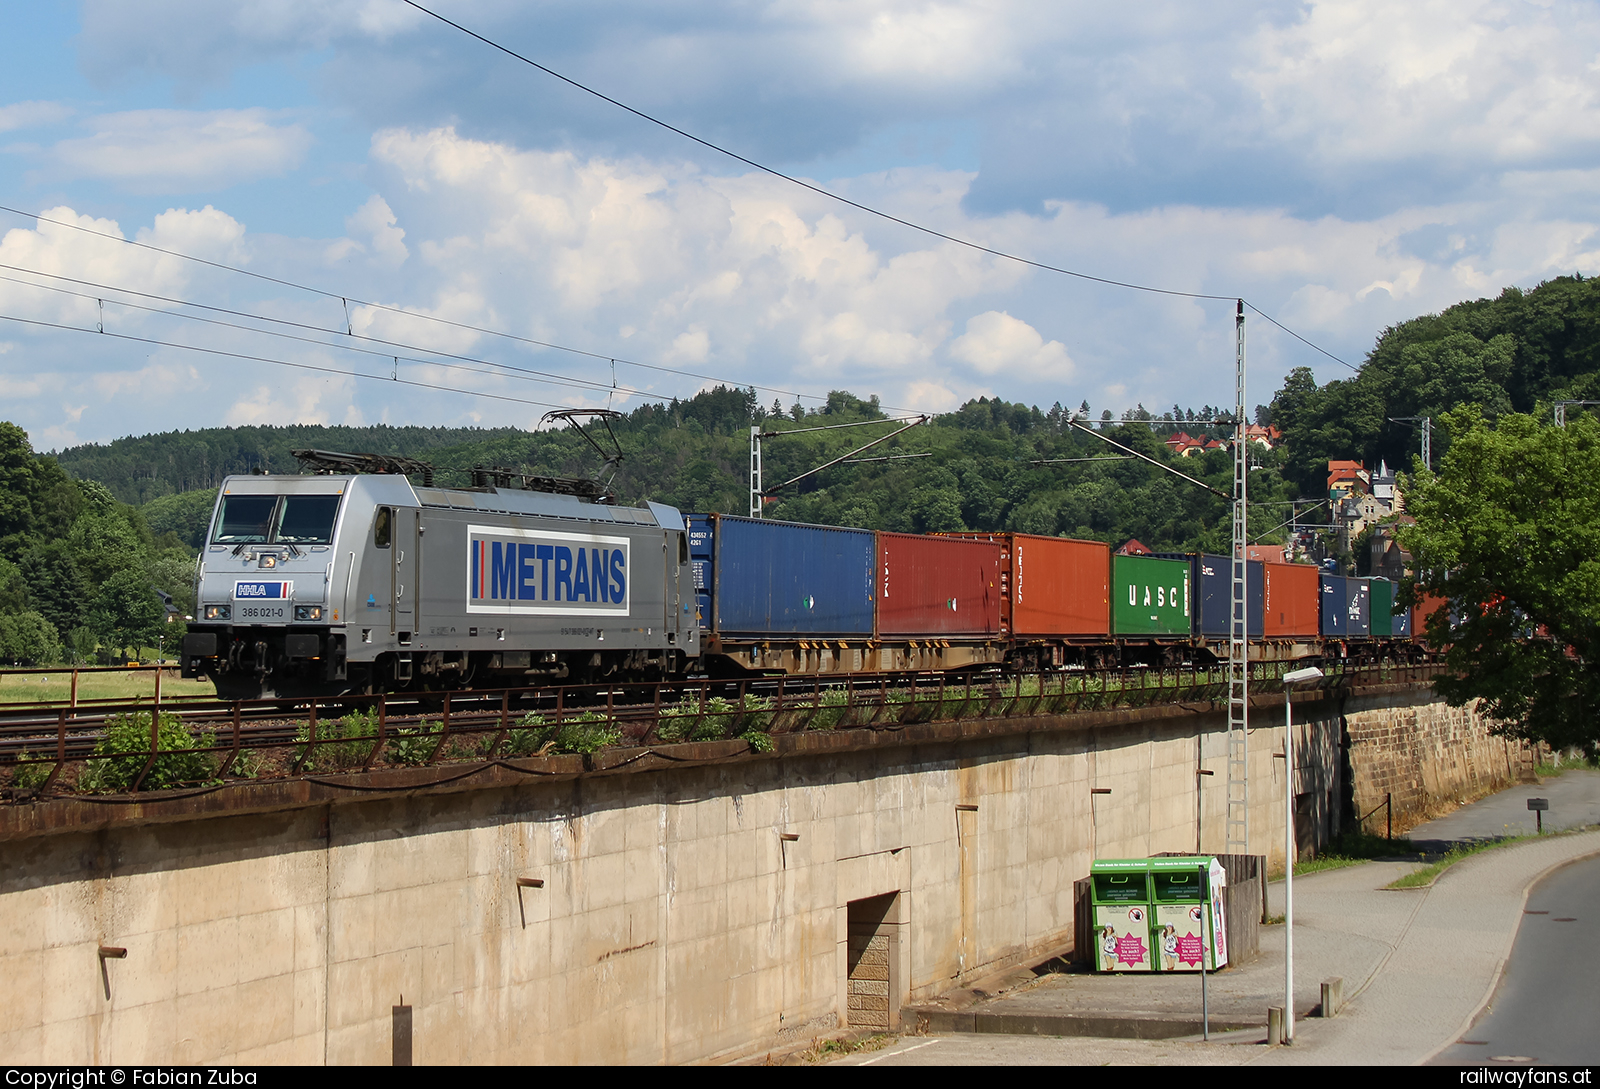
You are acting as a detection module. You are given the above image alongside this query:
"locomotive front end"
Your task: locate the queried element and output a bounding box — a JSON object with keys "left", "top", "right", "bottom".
{"left": 182, "top": 475, "right": 353, "bottom": 699}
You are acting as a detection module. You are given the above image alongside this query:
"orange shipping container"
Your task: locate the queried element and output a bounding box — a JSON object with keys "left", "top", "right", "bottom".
{"left": 951, "top": 533, "right": 1111, "bottom": 637}
{"left": 1262, "top": 561, "right": 1320, "bottom": 638}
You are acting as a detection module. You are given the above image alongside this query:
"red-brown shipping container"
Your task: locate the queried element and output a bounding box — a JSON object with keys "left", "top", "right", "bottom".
{"left": 1412, "top": 591, "right": 1449, "bottom": 646}
{"left": 877, "top": 532, "right": 1002, "bottom": 636}
{"left": 1262, "top": 561, "right": 1320, "bottom": 637}
{"left": 952, "top": 532, "right": 1110, "bottom": 637}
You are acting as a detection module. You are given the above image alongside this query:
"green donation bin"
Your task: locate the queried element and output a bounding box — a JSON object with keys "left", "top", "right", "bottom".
{"left": 1150, "top": 856, "right": 1228, "bottom": 971}
{"left": 1089, "top": 859, "right": 1155, "bottom": 972}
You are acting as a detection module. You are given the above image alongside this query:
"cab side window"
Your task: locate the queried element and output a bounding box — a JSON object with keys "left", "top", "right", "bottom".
{"left": 374, "top": 507, "right": 392, "bottom": 549}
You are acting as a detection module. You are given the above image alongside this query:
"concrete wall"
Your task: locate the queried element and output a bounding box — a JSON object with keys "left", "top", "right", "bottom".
{"left": 0, "top": 685, "right": 1534, "bottom": 1065}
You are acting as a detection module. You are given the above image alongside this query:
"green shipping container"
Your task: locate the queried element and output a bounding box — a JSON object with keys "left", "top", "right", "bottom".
{"left": 1370, "top": 577, "right": 1394, "bottom": 638}
{"left": 1112, "top": 555, "right": 1192, "bottom": 636}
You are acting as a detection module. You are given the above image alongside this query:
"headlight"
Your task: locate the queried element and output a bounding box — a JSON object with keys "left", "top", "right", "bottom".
{"left": 294, "top": 605, "right": 323, "bottom": 621}
{"left": 204, "top": 604, "right": 232, "bottom": 621}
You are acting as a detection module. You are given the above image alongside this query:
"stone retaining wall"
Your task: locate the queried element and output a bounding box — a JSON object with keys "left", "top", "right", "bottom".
{"left": 1341, "top": 688, "right": 1541, "bottom": 834}
{"left": 0, "top": 683, "right": 1540, "bottom": 1065}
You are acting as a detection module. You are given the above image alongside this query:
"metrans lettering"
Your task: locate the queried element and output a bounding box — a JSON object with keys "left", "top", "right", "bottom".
{"left": 233, "top": 581, "right": 291, "bottom": 600}
{"left": 466, "top": 525, "right": 630, "bottom": 616}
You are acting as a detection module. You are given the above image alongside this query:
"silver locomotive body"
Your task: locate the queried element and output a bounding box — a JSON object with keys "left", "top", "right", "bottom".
{"left": 182, "top": 473, "right": 697, "bottom": 699}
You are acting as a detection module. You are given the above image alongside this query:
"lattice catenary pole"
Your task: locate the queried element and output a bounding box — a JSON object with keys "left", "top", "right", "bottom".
{"left": 1226, "top": 300, "right": 1251, "bottom": 855}
{"left": 750, "top": 425, "right": 763, "bottom": 518}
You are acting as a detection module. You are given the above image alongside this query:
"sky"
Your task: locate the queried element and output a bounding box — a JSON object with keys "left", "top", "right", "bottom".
{"left": 2, "top": 0, "right": 1598, "bottom": 449}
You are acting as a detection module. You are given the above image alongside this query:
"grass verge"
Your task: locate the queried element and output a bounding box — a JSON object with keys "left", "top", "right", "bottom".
{"left": 1385, "top": 835, "right": 1538, "bottom": 889}
{"left": 1275, "top": 829, "right": 1415, "bottom": 879}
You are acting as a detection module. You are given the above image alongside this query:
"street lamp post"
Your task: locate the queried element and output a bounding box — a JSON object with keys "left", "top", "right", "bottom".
{"left": 1280, "top": 665, "right": 1324, "bottom": 1044}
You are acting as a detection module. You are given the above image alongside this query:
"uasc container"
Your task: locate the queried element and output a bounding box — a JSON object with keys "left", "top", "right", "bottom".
{"left": 1112, "top": 554, "right": 1191, "bottom": 636}
{"left": 877, "top": 532, "right": 1001, "bottom": 637}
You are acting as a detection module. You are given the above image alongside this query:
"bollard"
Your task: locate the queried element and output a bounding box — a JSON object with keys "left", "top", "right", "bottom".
{"left": 1267, "top": 1006, "right": 1284, "bottom": 1045}
{"left": 1320, "top": 977, "right": 1343, "bottom": 1018}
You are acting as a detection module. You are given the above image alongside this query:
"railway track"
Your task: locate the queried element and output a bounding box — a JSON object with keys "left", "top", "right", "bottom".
{"left": 0, "top": 659, "right": 1444, "bottom": 796}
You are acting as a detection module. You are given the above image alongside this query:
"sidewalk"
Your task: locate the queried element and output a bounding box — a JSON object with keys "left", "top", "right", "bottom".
{"left": 1404, "top": 768, "right": 1600, "bottom": 848}
{"left": 875, "top": 772, "right": 1600, "bottom": 1066}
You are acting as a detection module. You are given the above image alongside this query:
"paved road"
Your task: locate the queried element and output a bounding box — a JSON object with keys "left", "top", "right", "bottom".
{"left": 1427, "top": 853, "right": 1600, "bottom": 1067}
{"left": 823, "top": 770, "right": 1600, "bottom": 1067}
{"left": 1406, "top": 768, "right": 1600, "bottom": 848}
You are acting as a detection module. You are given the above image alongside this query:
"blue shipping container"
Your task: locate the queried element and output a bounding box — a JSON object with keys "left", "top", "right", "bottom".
{"left": 1319, "top": 575, "right": 1347, "bottom": 637}
{"left": 1157, "top": 553, "right": 1264, "bottom": 638}
{"left": 687, "top": 514, "right": 875, "bottom": 636}
{"left": 1345, "top": 577, "right": 1371, "bottom": 638}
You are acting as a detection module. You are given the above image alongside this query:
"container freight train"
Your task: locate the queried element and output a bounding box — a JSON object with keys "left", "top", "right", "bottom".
{"left": 689, "top": 515, "right": 1425, "bottom": 676}
{"left": 182, "top": 463, "right": 1426, "bottom": 699}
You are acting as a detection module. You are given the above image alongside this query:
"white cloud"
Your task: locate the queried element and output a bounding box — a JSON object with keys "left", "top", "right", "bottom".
{"left": 664, "top": 325, "right": 710, "bottom": 364}
{"left": 0, "top": 101, "right": 73, "bottom": 133}
{"left": 31, "top": 109, "right": 311, "bottom": 192}
{"left": 1243, "top": 0, "right": 1600, "bottom": 167}
{"left": 0, "top": 205, "right": 246, "bottom": 326}
{"left": 949, "top": 310, "right": 1074, "bottom": 378}
{"left": 224, "top": 372, "right": 358, "bottom": 426}
{"left": 339, "top": 194, "right": 409, "bottom": 266}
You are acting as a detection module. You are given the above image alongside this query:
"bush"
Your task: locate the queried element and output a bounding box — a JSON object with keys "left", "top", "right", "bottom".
{"left": 0, "top": 610, "right": 63, "bottom": 665}
{"left": 387, "top": 718, "right": 440, "bottom": 767}
{"left": 79, "top": 711, "right": 216, "bottom": 792}
{"left": 505, "top": 711, "right": 620, "bottom": 756}
{"left": 293, "top": 708, "right": 379, "bottom": 771}
{"left": 659, "top": 693, "right": 778, "bottom": 742}
{"left": 11, "top": 750, "right": 54, "bottom": 790}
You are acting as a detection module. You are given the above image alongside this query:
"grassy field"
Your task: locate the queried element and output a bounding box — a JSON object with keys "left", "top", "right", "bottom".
{"left": 0, "top": 669, "right": 216, "bottom": 705}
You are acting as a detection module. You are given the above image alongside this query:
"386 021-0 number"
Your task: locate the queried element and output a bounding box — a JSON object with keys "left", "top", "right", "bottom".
{"left": 239, "top": 605, "right": 286, "bottom": 620}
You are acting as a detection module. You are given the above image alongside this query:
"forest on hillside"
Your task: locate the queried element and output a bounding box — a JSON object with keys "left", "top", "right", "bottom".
{"left": 3, "top": 274, "right": 1598, "bottom": 665}
{"left": 1266, "top": 273, "right": 1600, "bottom": 496}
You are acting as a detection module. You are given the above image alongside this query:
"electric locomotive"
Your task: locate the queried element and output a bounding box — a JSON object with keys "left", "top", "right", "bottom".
{"left": 181, "top": 450, "right": 697, "bottom": 700}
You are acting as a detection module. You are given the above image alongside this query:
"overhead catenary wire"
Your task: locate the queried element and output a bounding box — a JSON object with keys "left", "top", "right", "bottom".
{"left": 0, "top": 202, "right": 926, "bottom": 411}
{"left": 0, "top": 311, "right": 579, "bottom": 413}
{"left": 398, "top": 0, "right": 1361, "bottom": 373}
{"left": 0, "top": 0, "right": 1366, "bottom": 427}
{"left": 0, "top": 269, "right": 635, "bottom": 402}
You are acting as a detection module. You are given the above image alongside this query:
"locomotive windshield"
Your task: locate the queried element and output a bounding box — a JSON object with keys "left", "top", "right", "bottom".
{"left": 212, "top": 494, "right": 343, "bottom": 545}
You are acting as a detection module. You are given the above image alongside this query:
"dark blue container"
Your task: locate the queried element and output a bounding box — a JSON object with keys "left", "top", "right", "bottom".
{"left": 687, "top": 514, "right": 875, "bottom": 636}
{"left": 1158, "top": 553, "right": 1264, "bottom": 638}
{"left": 1345, "top": 577, "right": 1372, "bottom": 638}
{"left": 688, "top": 516, "right": 716, "bottom": 631}
{"left": 1319, "top": 575, "right": 1347, "bottom": 637}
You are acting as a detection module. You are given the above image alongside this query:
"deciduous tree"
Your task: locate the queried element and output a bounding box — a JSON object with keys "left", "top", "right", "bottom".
{"left": 1399, "top": 408, "right": 1600, "bottom": 754}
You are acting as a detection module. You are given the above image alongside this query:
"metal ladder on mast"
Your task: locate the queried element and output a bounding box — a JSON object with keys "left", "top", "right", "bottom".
{"left": 1226, "top": 300, "right": 1251, "bottom": 856}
